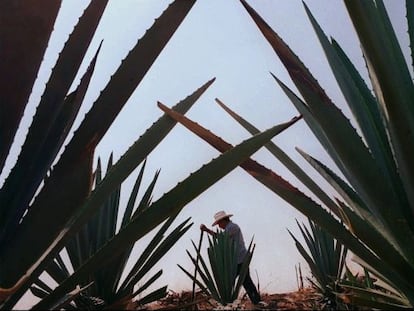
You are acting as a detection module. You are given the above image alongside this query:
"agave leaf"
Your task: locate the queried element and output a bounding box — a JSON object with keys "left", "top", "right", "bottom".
{"left": 0, "top": 0, "right": 61, "bottom": 173}
{"left": 345, "top": 264, "right": 402, "bottom": 298}
{"left": 67, "top": 136, "right": 113, "bottom": 279}
{"left": 288, "top": 229, "right": 324, "bottom": 292}
{"left": 118, "top": 174, "right": 168, "bottom": 293}
{"left": 63, "top": 0, "right": 196, "bottom": 160}
{"left": 350, "top": 254, "right": 407, "bottom": 297}
{"left": 49, "top": 282, "right": 94, "bottom": 311}
{"left": 232, "top": 239, "right": 255, "bottom": 301}
{"left": 212, "top": 234, "right": 225, "bottom": 300}
{"left": 184, "top": 247, "right": 215, "bottom": 296}
{"left": 106, "top": 272, "right": 165, "bottom": 309}
{"left": 332, "top": 41, "right": 408, "bottom": 197}
{"left": 120, "top": 159, "right": 147, "bottom": 228}
{"left": 303, "top": 3, "right": 401, "bottom": 195}
{"left": 48, "top": 41, "right": 103, "bottom": 170}
{"left": 331, "top": 39, "right": 398, "bottom": 183}
{"left": 297, "top": 148, "right": 403, "bottom": 245}
{"left": 215, "top": 98, "right": 339, "bottom": 214}
{"left": 131, "top": 270, "right": 163, "bottom": 300}
{"left": 298, "top": 223, "right": 322, "bottom": 272}
{"left": 117, "top": 217, "right": 192, "bottom": 298}
{"left": 188, "top": 240, "right": 220, "bottom": 299}
{"left": 71, "top": 157, "right": 105, "bottom": 271}
{"left": 312, "top": 220, "right": 344, "bottom": 285}
{"left": 30, "top": 277, "right": 54, "bottom": 300}
{"left": 44, "top": 257, "right": 71, "bottom": 286}
{"left": 294, "top": 222, "right": 329, "bottom": 284}
{"left": 88, "top": 157, "right": 103, "bottom": 254}
{"left": 103, "top": 162, "right": 152, "bottom": 296}
{"left": 178, "top": 263, "right": 214, "bottom": 299}
{"left": 33, "top": 278, "right": 53, "bottom": 295}
{"left": 0, "top": 78, "right": 213, "bottom": 309}
{"left": 408, "top": 0, "right": 414, "bottom": 70}
{"left": 1, "top": 141, "right": 94, "bottom": 275}
{"left": 270, "top": 74, "right": 343, "bottom": 170}
{"left": 103, "top": 156, "right": 121, "bottom": 241}
{"left": 181, "top": 238, "right": 221, "bottom": 302}
{"left": 344, "top": 1, "right": 414, "bottom": 209}
{"left": 192, "top": 255, "right": 219, "bottom": 300}
{"left": 297, "top": 147, "right": 377, "bottom": 231}
{"left": 135, "top": 285, "right": 168, "bottom": 307}
{"left": 105, "top": 271, "right": 165, "bottom": 310}
{"left": 132, "top": 170, "right": 161, "bottom": 218}
{"left": 337, "top": 284, "right": 411, "bottom": 310}
{"left": 313, "top": 223, "right": 333, "bottom": 276}
{"left": 89, "top": 157, "right": 121, "bottom": 298}
{"left": 0, "top": 39, "right": 103, "bottom": 250}
{"left": 207, "top": 235, "right": 226, "bottom": 302}
{"left": 129, "top": 219, "right": 192, "bottom": 283}
{"left": 30, "top": 286, "right": 50, "bottom": 301}
{"left": 93, "top": 156, "right": 120, "bottom": 251}
{"left": 0, "top": 1, "right": 108, "bottom": 244}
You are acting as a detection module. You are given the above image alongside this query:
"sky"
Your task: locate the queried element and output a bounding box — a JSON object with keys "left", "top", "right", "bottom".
{"left": 7, "top": 0, "right": 409, "bottom": 308}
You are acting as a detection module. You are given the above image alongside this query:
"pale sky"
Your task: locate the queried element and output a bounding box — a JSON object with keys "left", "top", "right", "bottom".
{"left": 8, "top": 0, "right": 408, "bottom": 308}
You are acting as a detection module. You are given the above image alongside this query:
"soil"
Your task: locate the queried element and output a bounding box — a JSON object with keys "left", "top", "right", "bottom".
{"left": 143, "top": 287, "right": 323, "bottom": 310}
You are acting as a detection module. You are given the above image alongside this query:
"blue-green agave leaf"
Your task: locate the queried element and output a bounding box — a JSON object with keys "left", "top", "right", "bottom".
{"left": 344, "top": 1, "right": 414, "bottom": 209}
{"left": 0, "top": 0, "right": 61, "bottom": 172}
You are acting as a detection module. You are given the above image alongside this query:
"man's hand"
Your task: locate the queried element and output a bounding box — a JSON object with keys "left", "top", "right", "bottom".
{"left": 200, "top": 224, "right": 208, "bottom": 231}
{"left": 200, "top": 224, "right": 215, "bottom": 236}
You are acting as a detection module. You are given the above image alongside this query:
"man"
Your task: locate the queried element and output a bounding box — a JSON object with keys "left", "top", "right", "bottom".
{"left": 200, "top": 210, "right": 266, "bottom": 307}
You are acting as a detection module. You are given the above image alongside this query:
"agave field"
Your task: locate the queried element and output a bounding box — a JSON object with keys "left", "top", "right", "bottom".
{"left": 1, "top": 0, "right": 413, "bottom": 310}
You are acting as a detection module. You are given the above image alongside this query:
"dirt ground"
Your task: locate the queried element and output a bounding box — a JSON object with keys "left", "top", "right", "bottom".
{"left": 144, "top": 287, "right": 323, "bottom": 310}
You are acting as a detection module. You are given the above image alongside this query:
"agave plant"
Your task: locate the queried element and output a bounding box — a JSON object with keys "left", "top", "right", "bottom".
{"left": 288, "top": 218, "right": 348, "bottom": 309}
{"left": 178, "top": 231, "right": 255, "bottom": 306}
{"left": 29, "top": 157, "right": 192, "bottom": 309}
{"left": 0, "top": 1, "right": 288, "bottom": 309}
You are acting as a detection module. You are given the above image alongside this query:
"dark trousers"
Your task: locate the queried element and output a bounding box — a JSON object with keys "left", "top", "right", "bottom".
{"left": 237, "top": 264, "right": 261, "bottom": 304}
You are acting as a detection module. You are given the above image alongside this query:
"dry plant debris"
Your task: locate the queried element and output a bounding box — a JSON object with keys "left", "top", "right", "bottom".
{"left": 144, "top": 287, "right": 322, "bottom": 310}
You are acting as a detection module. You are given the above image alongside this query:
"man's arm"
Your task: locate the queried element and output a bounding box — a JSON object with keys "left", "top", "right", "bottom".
{"left": 200, "top": 224, "right": 215, "bottom": 236}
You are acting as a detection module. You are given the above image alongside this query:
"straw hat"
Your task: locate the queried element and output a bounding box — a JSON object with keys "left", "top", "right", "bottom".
{"left": 212, "top": 210, "right": 233, "bottom": 226}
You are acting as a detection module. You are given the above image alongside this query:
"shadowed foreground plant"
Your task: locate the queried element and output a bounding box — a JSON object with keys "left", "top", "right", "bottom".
{"left": 30, "top": 157, "right": 192, "bottom": 309}
{"left": 178, "top": 231, "right": 254, "bottom": 306}
{"left": 0, "top": 1, "right": 197, "bottom": 307}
